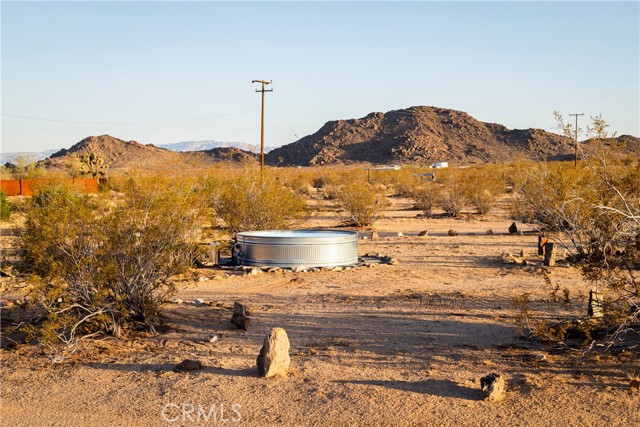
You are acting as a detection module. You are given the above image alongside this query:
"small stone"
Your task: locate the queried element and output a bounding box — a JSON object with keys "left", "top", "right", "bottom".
{"left": 208, "top": 335, "right": 219, "bottom": 343}
{"left": 370, "top": 231, "right": 379, "bottom": 240}
{"left": 630, "top": 378, "right": 640, "bottom": 390}
{"left": 256, "top": 327, "right": 291, "bottom": 378}
{"left": 508, "top": 222, "right": 518, "bottom": 234}
{"left": 172, "top": 298, "right": 184, "bottom": 304}
{"left": 480, "top": 373, "right": 506, "bottom": 402}
{"left": 519, "top": 249, "right": 525, "bottom": 257}
{"left": 197, "top": 276, "right": 207, "bottom": 282}
{"left": 194, "top": 298, "right": 206, "bottom": 306}
{"left": 249, "top": 268, "right": 260, "bottom": 276}
{"left": 418, "top": 230, "right": 429, "bottom": 237}
{"left": 486, "top": 229, "right": 494, "bottom": 235}
{"left": 588, "top": 288, "right": 604, "bottom": 318}
{"left": 397, "top": 232, "right": 404, "bottom": 237}
{"left": 292, "top": 265, "right": 308, "bottom": 273}
{"left": 231, "top": 301, "right": 250, "bottom": 330}
{"left": 174, "top": 359, "right": 203, "bottom": 372}
{"left": 448, "top": 229, "right": 459, "bottom": 236}
{"left": 361, "top": 236, "right": 368, "bottom": 240}
{"left": 332, "top": 266, "right": 343, "bottom": 271}
{"left": 268, "top": 267, "right": 281, "bottom": 273}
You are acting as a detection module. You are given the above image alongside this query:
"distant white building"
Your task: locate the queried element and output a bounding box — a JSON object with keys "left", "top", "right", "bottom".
{"left": 430, "top": 161, "right": 448, "bottom": 169}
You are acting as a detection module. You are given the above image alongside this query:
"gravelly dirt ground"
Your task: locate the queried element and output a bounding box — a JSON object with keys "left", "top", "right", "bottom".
{"left": 1, "top": 197, "right": 639, "bottom": 426}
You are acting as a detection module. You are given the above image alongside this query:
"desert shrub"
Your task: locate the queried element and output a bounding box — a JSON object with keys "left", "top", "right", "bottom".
{"left": 514, "top": 135, "right": 639, "bottom": 349}
{"left": 410, "top": 182, "right": 442, "bottom": 217}
{"left": 5, "top": 155, "right": 46, "bottom": 180}
{"left": 389, "top": 169, "right": 421, "bottom": 196}
{"left": 464, "top": 168, "right": 505, "bottom": 215}
{"left": 507, "top": 194, "right": 537, "bottom": 223}
{"left": 214, "top": 170, "right": 307, "bottom": 233}
{"left": 0, "top": 191, "right": 12, "bottom": 221}
{"left": 22, "top": 177, "right": 203, "bottom": 360}
{"left": 334, "top": 175, "right": 388, "bottom": 226}
{"left": 279, "top": 170, "right": 317, "bottom": 197}
{"left": 439, "top": 176, "right": 468, "bottom": 217}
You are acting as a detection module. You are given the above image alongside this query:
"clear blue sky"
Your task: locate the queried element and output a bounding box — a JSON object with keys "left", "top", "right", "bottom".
{"left": 2, "top": 1, "right": 639, "bottom": 153}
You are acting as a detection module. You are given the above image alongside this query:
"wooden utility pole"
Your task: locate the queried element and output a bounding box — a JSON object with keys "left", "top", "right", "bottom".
{"left": 252, "top": 80, "right": 273, "bottom": 172}
{"left": 569, "top": 113, "right": 584, "bottom": 167}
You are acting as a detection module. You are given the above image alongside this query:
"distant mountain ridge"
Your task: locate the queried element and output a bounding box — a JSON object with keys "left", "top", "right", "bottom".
{"left": 158, "top": 140, "right": 275, "bottom": 153}
{"left": 0, "top": 149, "right": 60, "bottom": 165}
{"left": 6, "top": 107, "right": 638, "bottom": 172}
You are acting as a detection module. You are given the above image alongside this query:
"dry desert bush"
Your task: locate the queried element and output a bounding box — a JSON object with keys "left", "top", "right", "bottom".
{"left": 511, "top": 145, "right": 639, "bottom": 349}
{"left": 20, "top": 177, "right": 205, "bottom": 361}
{"left": 212, "top": 168, "right": 307, "bottom": 233}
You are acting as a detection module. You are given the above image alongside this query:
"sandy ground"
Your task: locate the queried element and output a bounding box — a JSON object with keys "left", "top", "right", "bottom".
{"left": 1, "top": 196, "right": 639, "bottom": 426}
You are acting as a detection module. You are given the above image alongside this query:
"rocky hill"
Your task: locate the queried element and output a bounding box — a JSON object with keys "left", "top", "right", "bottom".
{"left": 265, "top": 106, "right": 613, "bottom": 166}
{"left": 40, "top": 135, "right": 259, "bottom": 172}
{"left": 43, "top": 135, "right": 186, "bottom": 171}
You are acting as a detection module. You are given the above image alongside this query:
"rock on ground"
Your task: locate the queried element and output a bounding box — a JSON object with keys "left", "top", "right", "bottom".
{"left": 480, "top": 373, "right": 506, "bottom": 402}
{"left": 231, "top": 301, "right": 250, "bottom": 330}
{"left": 256, "top": 327, "right": 291, "bottom": 378}
{"left": 174, "top": 359, "right": 203, "bottom": 372}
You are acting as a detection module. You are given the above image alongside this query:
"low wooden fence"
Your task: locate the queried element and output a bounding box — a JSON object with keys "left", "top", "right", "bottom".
{"left": 0, "top": 178, "right": 98, "bottom": 196}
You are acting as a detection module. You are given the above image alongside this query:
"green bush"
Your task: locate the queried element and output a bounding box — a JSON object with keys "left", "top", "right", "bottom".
{"left": 214, "top": 170, "right": 307, "bottom": 233}
{"left": 22, "top": 177, "right": 204, "bottom": 357}
{"left": 410, "top": 182, "right": 442, "bottom": 217}
{"left": 0, "top": 191, "right": 11, "bottom": 221}
{"left": 334, "top": 175, "right": 388, "bottom": 227}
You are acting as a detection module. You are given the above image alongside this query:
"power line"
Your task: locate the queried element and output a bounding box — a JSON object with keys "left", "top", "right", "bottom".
{"left": 1, "top": 108, "right": 259, "bottom": 126}
{"left": 2, "top": 82, "right": 250, "bottom": 126}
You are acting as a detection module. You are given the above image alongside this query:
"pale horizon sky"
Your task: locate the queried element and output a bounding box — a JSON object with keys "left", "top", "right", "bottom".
{"left": 2, "top": 1, "right": 639, "bottom": 153}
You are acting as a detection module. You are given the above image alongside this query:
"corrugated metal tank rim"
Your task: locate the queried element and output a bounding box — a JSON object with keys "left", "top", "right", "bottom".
{"left": 236, "top": 229, "right": 358, "bottom": 267}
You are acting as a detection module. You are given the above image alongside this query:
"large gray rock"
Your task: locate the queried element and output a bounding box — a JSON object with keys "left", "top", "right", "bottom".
{"left": 480, "top": 373, "right": 506, "bottom": 402}
{"left": 256, "top": 328, "right": 290, "bottom": 378}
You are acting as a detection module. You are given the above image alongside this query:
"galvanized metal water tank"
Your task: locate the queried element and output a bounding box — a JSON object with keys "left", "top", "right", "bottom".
{"left": 236, "top": 230, "right": 358, "bottom": 268}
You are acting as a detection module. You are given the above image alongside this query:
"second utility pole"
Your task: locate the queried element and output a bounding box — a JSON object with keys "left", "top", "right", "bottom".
{"left": 252, "top": 80, "right": 273, "bottom": 172}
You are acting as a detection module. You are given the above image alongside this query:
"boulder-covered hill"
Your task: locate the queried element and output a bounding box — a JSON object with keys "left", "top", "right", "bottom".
{"left": 41, "top": 135, "right": 257, "bottom": 172}
{"left": 266, "top": 106, "right": 581, "bottom": 166}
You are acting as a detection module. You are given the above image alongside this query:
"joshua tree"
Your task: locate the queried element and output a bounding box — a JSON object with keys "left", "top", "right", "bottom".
{"left": 79, "top": 152, "right": 107, "bottom": 179}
